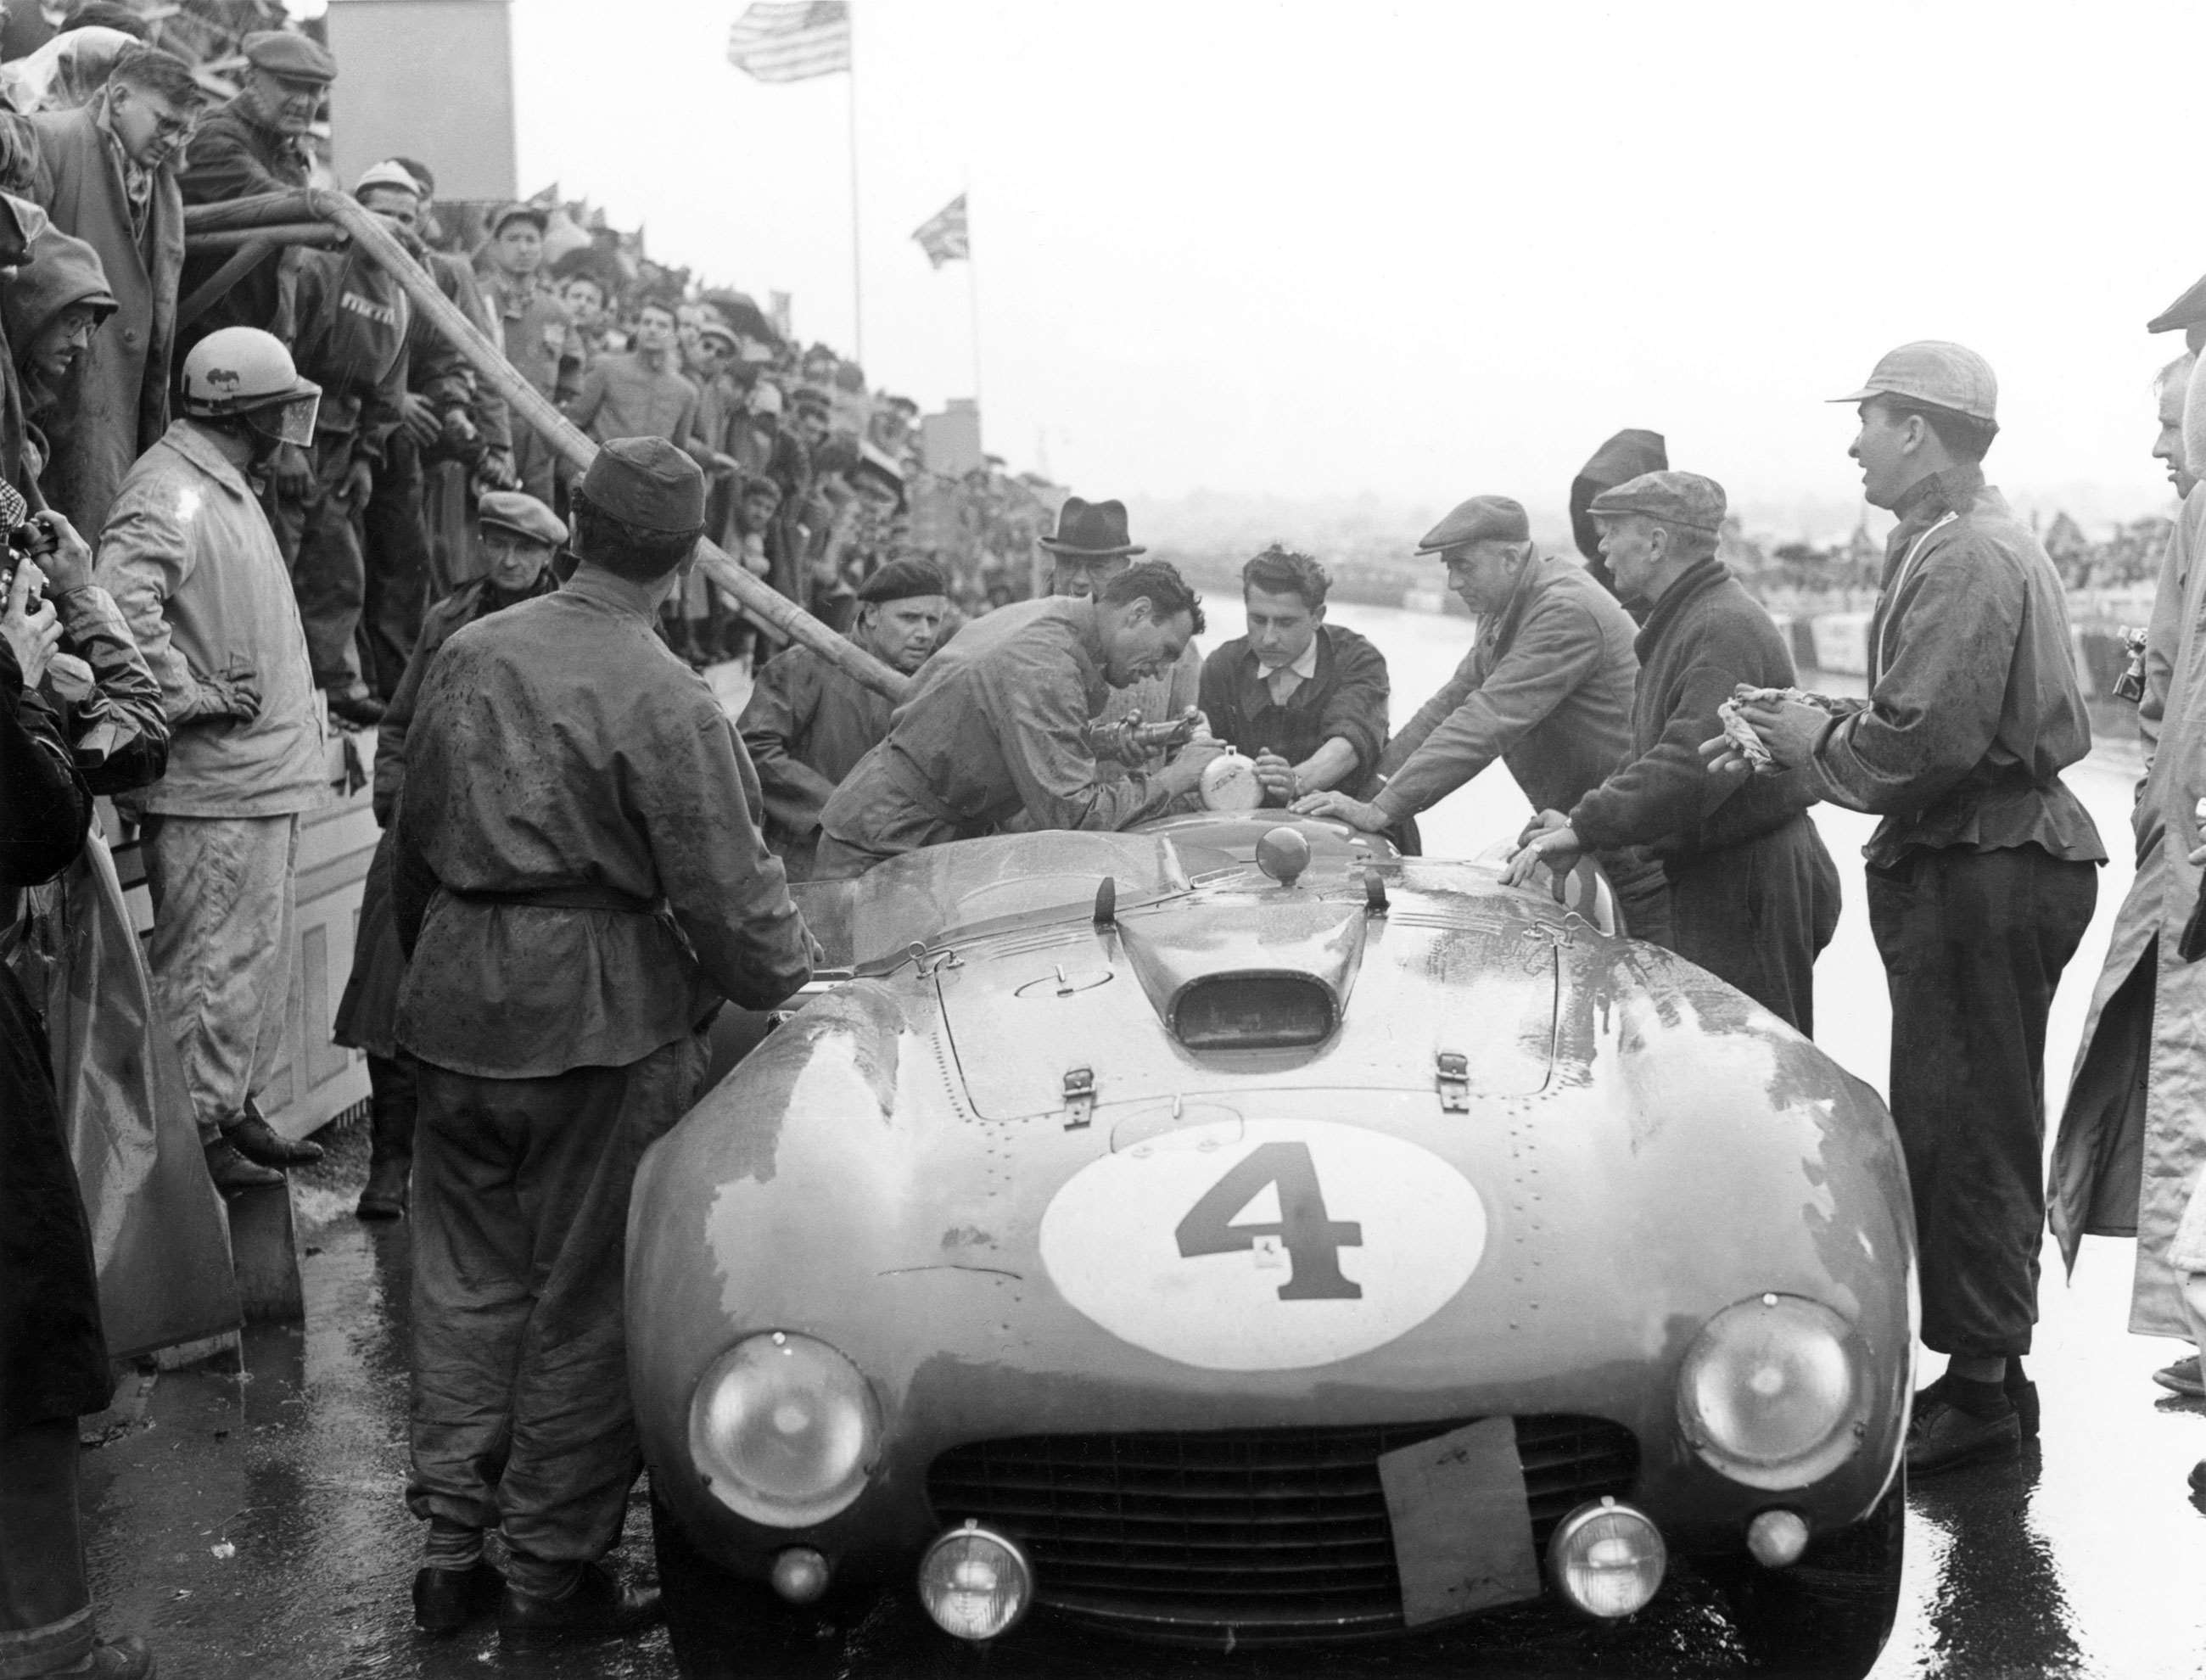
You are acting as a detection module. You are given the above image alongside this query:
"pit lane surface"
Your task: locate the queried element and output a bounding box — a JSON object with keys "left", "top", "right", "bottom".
{"left": 81, "top": 599, "right": 2206, "bottom": 1678}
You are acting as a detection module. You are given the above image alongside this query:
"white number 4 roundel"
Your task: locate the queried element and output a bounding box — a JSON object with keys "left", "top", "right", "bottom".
{"left": 1039, "top": 1118, "right": 1487, "bottom": 1371}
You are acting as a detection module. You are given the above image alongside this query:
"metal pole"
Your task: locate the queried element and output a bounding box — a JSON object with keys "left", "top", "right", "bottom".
{"left": 845, "top": 23, "right": 865, "bottom": 367}
{"left": 312, "top": 191, "right": 910, "bottom": 704}
{"left": 964, "top": 188, "right": 982, "bottom": 448}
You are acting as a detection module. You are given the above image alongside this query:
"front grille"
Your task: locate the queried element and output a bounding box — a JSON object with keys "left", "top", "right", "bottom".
{"left": 925, "top": 1414, "right": 1638, "bottom": 1640}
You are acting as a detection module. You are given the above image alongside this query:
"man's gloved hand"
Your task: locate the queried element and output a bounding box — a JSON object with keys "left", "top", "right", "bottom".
{"left": 186, "top": 666, "right": 260, "bottom": 724}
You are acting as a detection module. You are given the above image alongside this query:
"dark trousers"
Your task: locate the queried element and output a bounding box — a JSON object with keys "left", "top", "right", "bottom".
{"left": 361, "top": 433, "right": 428, "bottom": 700}
{"left": 0, "top": 1421, "right": 92, "bottom": 1677}
{"left": 272, "top": 435, "right": 369, "bottom": 697}
{"left": 1867, "top": 844, "right": 2098, "bottom": 1358}
{"left": 1666, "top": 814, "right": 1843, "bottom": 1036}
{"left": 406, "top": 1033, "right": 706, "bottom": 1588}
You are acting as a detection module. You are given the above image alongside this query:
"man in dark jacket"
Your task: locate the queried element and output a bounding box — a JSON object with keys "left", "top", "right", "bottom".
{"left": 1504, "top": 471, "right": 1839, "bottom": 1033}
{"left": 271, "top": 163, "right": 413, "bottom": 725}
{"left": 176, "top": 29, "right": 333, "bottom": 351}
{"left": 739, "top": 557, "right": 945, "bottom": 878}
{"left": 15, "top": 42, "right": 199, "bottom": 535}
{"left": 1571, "top": 428, "right": 1667, "bottom": 612}
{"left": 392, "top": 440, "right": 812, "bottom": 1648}
{"left": 1293, "top": 494, "right": 1665, "bottom": 932}
{"left": 335, "top": 490, "right": 563, "bottom": 1221}
{"left": 1199, "top": 543, "right": 1388, "bottom": 806}
{"left": 2, "top": 563, "right": 154, "bottom": 1678}
{"left": 1724, "top": 342, "right": 2105, "bottom": 1475}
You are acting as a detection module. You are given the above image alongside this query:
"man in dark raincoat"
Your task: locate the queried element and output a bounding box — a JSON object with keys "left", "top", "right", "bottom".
{"left": 392, "top": 439, "right": 812, "bottom": 1648}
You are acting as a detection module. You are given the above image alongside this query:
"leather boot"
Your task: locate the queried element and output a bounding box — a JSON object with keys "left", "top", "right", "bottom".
{"left": 356, "top": 1056, "right": 415, "bottom": 1220}
{"left": 226, "top": 1098, "right": 323, "bottom": 1168}
{"left": 203, "top": 1136, "right": 283, "bottom": 1192}
{"left": 498, "top": 1561, "right": 663, "bottom": 1649}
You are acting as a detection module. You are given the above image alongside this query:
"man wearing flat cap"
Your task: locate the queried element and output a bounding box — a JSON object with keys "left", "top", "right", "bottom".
{"left": 741, "top": 557, "right": 948, "bottom": 878}
{"left": 1503, "top": 471, "right": 1839, "bottom": 1033}
{"left": 1295, "top": 494, "right": 1662, "bottom": 927}
{"left": 475, "top": 202, "right": 581, "bottom": 506}
{"left": 1044, "top": 495, "right": 1205, "bottom": 778}
{"left": 1721, "top": 342, "right": 2103, "bottom": 1475}
{"left": 335, "top": 489, "right": 567, "bottom": 1223}
{"left": 177, "top": 29, "right": 333, "bottom": 350}
{"left": 391, "top": 439, "right": 811, "bottom": 1647}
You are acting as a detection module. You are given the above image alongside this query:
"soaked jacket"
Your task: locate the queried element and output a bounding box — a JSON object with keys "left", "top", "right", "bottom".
{"left": 18, "top": 102, "right": 182, "bottom": 534}
{"left": 738, "top": 639, "right": 894, "bottom": 871}
{"left": 1372, "top": 550, "right": 1638, "bottom": 824}
{"left": 1570, "top": 558, "right": 1817, "bottom": 858}
{"left": 1811, "top": 466, "right": 2105, "bottom": 871}
{"left": 392, "top": 568, "right": 812, "bottom": 1079}
{"left": 1198, "top": 623, "right": 1390, "bottom": 802}
{"left": 820, "top": 595, "right": 1174, "bottom": 851}
{"left": 1571, "top": 428, "right": 1667, "bottom": 610}
{"left": 288, "top": 244, "right": 409, "bottom": 464}
{"left": 2051, "top": 484, "right": 2206, "bottom": 1335}
{"left": 91, "top": 418, "right": 328, "bottom": 818}
{"left": 0, "top": 221, "right": 112, "bottom": 494}
{"left": 176, "top": 95, "right": 309, "bottom": 344}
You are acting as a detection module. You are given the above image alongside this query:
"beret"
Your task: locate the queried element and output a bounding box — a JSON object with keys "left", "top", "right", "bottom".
{"left": 579, "top": 437, "right": 705, "bottom": 534}
{"left": 1830, "top": 339, "right": 1997, "bottom": 423}
{"left": 476, "top": 490, "right": 566, "bottom": 548}
{"left": 1416, "top": 495, "right": 1531, "bottom": 554}
{"left": 1589, "top": 469, "right": 1727, "bottom": 535}
{"left": 242, "top": 29, "right": 336, "bottom": 82}
{"left": 855, "top": 558, "right": 947, "bottom": 603}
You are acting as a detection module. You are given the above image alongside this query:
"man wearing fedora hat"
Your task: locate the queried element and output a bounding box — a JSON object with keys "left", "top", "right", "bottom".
{"left": 1716, "top": 343, "right": 2103, "bottom": 1474}
{"left": 1044, "top": 494, "right": 1205, "bottom": 774}
{"left": 391, "top": 438, "right": 811, "bottom": 1646}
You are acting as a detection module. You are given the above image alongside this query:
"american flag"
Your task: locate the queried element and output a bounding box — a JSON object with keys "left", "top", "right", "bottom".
{"left": 727, "top": 0, "right": 850, "bottom": 83}
{"left": 911, "top": 193, "right": 969, "bottom": 267}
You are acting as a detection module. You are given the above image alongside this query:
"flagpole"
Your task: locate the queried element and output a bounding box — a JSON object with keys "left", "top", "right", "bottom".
{"left": 964, "top": 186, "right": 982, "bottom": 449}
{"left": 845, "top": 9, "right": 865, "bottom": 367}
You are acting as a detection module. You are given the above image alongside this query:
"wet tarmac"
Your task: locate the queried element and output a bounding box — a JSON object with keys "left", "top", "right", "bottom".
{"left": 75, "top": 600, "right": 2206, "bottom": 1677}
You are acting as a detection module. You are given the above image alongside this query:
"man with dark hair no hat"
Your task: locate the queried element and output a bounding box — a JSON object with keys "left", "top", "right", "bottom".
{"left": 740, "top": 557, "right": 947, "bottom": 878}
{"left": 1505, "top": 470, "right": 1840, "bottom": 1033}
{"left": 1198, "top": 543, "right": 1391, "bottom": 808}
{"left": 390, "top": 437, "right": 813, "bottom": 1647}
{"left": 1719, "top": 342, "right": 2103, "bottom": 1474}
{"left": 817, "top": 560, "right": 1224, "bottom": 875}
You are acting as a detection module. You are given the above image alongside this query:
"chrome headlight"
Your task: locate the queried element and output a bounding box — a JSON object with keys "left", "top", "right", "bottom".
{"left": 1677, "top": 1294, "right": 1867, "bottom": 1489}
{"left": 688, "top": 1331, "right": 881, "bottom": 1526}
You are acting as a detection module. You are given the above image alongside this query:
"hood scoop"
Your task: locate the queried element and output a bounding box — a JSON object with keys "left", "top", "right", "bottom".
{"left": 1117, "top": 899, "right": 1368, "bottom": 1051}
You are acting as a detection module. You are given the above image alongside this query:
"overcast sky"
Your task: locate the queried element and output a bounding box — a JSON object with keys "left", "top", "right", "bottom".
{"left": 507, "top": 1, "right": 2192, "bottom": 527}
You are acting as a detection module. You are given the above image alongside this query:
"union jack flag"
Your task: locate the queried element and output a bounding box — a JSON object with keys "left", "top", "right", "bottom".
{"left": 911, "top": 193, "right": 969, "bottom": 268}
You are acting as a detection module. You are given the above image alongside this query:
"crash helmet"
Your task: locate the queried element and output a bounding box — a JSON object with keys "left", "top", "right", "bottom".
{"left": 180, "top": 327, "right": 322, "bottom": 447}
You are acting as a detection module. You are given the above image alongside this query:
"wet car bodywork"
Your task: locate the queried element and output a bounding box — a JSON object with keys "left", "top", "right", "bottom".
{"left": 626, "top": 814, "right": 1914, "bottom": 1658}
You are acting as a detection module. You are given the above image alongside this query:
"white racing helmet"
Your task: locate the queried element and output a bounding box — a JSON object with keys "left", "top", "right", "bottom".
{"left": 181, "top": 327, "right": 322, "bottom": 447}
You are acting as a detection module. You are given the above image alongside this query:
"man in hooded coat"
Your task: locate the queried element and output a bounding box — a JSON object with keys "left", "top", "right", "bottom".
{"left": 1571, "top": 428, "right": 1667, "bottom": 613}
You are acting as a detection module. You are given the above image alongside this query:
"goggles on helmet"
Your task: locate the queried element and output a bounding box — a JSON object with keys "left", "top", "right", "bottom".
{"left": 245, "top": 392, "right": 321, "bottom": 450}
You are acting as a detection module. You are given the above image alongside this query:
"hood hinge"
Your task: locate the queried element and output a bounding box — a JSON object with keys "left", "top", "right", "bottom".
{"left": 1062, "top": 1066, "right": 1097, "bottom": 1129}
{"left": 1435, "top": 1050, "right": 1470, "bottom": 1112}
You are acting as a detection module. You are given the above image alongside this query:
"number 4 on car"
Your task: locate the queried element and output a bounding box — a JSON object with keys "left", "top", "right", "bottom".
{"left": 627, "top": 814, "right": 1913, "bottom": 1677}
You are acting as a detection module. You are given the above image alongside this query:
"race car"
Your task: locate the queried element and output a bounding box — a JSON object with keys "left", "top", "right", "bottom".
{"left": 627, "top": 814, "right": 1913, "bottom": 1673}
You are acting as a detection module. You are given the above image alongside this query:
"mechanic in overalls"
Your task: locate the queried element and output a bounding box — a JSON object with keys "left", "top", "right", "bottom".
{"left": 1722, "top": 343, "right": 2103, "bottom": 1476}
{"left": 389, "top": 439, "right": 813, "bottom": 1647}
{"left": 815, "top": 560, "right": 1224, "bottom": 876}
